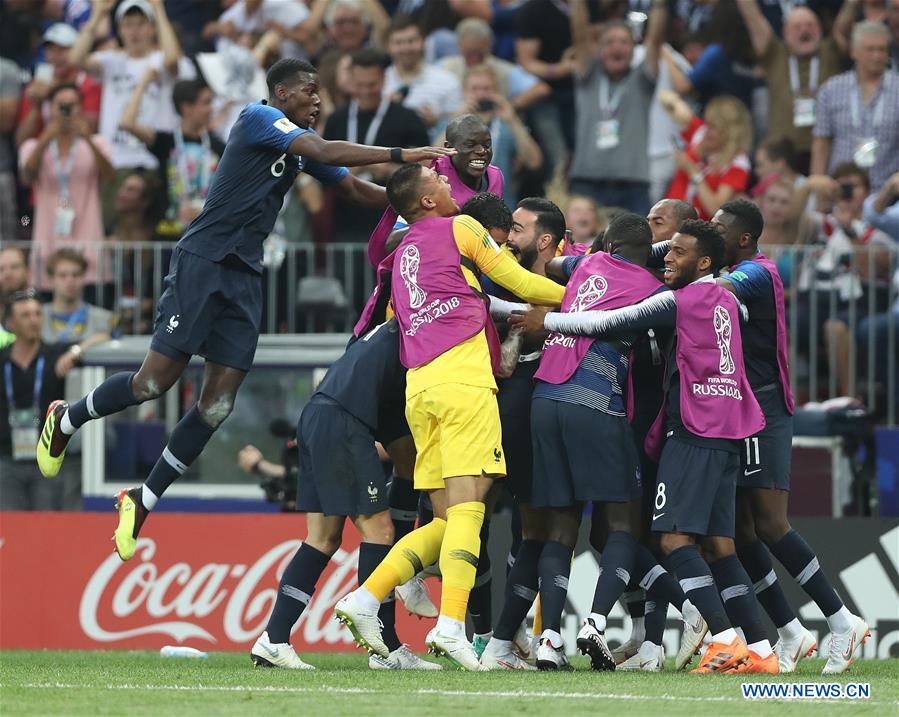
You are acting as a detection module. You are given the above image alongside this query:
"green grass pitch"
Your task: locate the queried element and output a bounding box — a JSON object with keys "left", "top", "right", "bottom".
{"left": 1, "top": 651, "right": 897, "bottom": 716}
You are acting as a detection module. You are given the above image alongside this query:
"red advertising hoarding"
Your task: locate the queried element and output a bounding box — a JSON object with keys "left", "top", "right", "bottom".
{"left": 0, "top": 512, "right": 432, "bottom": 651}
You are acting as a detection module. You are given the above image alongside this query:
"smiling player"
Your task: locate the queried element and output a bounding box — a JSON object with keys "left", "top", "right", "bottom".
{"left": 37, "top": 57, "right": 452, "bottom": 561}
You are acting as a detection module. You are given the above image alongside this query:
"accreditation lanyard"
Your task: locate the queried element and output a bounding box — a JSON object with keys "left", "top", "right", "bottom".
{"left": 347, "top": 99, "right": 390, "bottom": 146}
{"left": 849, "top": 76, "right": 889, "bottom": 133}
{"left": 598, "top": 74, "right": 626, "bottom": 119}
{"left": 4, "top": 355, "right": 44, "bottom": 418}
{"left": 48, "top": 139, "right": 80, "bottom": 207}
{"left": 788, "top": 55, "right": 819, "bottom": 96}
{"left": 174, "top": 126, "right": 212, "bottom": 198}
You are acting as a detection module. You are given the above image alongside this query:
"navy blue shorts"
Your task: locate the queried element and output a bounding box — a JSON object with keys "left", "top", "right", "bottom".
{"left": 375, "top": 400, "right": 411, "bottom": 448}
{"left": 497, "top": 359, "right": 539, "bottom": 504}
{"left": 150, "top": 248, "right": 262, "bottom": 372}
{"left": 737, "top": 386, "right": 793, "bottom": 491}
{"left": 531, "top": 398, "right": 641, "bottom": 508}
{"left": 652, "top": 438, "right": 739, "bottom": 538}
{"left": 296, "top": 397, "right": 390, "bottom": 517}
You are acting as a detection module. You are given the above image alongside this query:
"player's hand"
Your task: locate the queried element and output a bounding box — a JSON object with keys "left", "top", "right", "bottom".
{"left": 94, "top": 0, "right": 116, "bottom": 17}
{"left": 509, "top": 308, "right": 546, "bottom": 333}
{"left": 238, "top": 445, "right": 264, "bottom": 474}
{"left": 401, "top": 146, "right": 456, "bottom": 163}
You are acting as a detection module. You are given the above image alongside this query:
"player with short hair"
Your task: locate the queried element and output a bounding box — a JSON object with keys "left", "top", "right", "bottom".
{"left": 514, "top": 220, "right": 771, "bottom": 673}
{"left": 713, "top": 198, "right": 868, "bottom": 674}
{"left": 36, "top": 57, "right": 451, "bottom": 560}
{"left": 336, "top": 164, "right": 564, "bottom": 671}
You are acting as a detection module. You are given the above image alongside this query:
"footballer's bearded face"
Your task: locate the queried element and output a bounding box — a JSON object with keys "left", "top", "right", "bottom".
{"left": 663, "top": 232, "right": 710, "bottom": 289}
{"left": 507, "top": 207, "right": 541, "bottom": 270}
{"left": 279, "top": 74, "right": 322, "bottom": 129}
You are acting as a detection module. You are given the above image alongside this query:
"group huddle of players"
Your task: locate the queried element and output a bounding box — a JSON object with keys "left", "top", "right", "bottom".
{"left": 34, "top": 58, "right": 868, "bottom": 676}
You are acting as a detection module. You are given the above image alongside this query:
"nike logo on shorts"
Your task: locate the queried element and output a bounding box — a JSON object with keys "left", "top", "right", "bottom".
{"left": 652, "top": 512, "right": 665, "bottom": 521}
{"left": 744, "top": 468, "right": 762, "bottom": 476}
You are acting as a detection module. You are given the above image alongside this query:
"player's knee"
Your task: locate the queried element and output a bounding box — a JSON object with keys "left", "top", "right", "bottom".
{"left": 131, "top": 374, "right": 169, "bottom": 403}
{"left": 660, "top": 532, "right": 689, "bottom": 556}
{"left": 755, "top": 514, "right": 791, "bottom": 547}
{"left": 359, "top": 512, "right": 395, "bottom": 545}
{"left": 197, "top": 393, "right": 235, "bottom": 429}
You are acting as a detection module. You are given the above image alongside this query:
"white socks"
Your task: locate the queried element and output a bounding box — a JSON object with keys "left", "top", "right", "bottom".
{"left": 60, "top": 409, "right": 76, "bottom": 436}
{"left": 778, "top": 617, "right": 805, "bottom": 642}
{"left": 355, "top": 586, "right": 381, "bottom": 612}
{"left": 711, "top": 627, "right": 738, "bottom": 644}
{"left": 141, "top": 485, "right": 159, "bottom": 511}
{"left": 826, "top": 606, "right": 853, "bottom": 634}
{"left": 749, "top": 639, "right": 774, "bottom": 658}
{"left": 541, "top": 629, "right": 563, "bottom": 648}
{"left": 588, "top": 612, "right": 608, "bottom": 632}
{"left": 436, "top": 615, "right": 466, "bottom": 635}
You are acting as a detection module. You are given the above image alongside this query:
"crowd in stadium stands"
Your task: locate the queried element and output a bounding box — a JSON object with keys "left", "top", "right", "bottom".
{"left": 0, "top": 0, "right": 897, "bottom": 391}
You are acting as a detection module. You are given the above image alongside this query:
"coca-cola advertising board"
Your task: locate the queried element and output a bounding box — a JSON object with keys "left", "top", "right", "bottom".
{"left": 0, "top": 512, "right": 432, "bottom": 651}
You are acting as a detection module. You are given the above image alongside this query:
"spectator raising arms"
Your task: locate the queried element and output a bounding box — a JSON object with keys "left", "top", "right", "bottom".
{"left": 69, "top": 0, "right": 193, "bottom": 179}
{"left": 15, "top": 23, "right": 102, "bottom": 150}
{"left": 120, "top": 72, "right": 225, "bottom": 239}
{"left": 19, "top": 84, "right": 114, "bottom": 291}
{"left": 661, "top": 90, "right": 753, "bottom": 221}
{"left": 735, "top": 0, "right": 857, "bottom": 173}
{"left": 566, "top": 0, "right": 668, "bottom": 215}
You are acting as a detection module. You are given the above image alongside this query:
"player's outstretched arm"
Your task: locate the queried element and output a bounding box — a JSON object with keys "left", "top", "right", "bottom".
{"left": 484, "top": 251, "right": 565, "bottom": 307}
{"left": 288, "top": 131, "right": 455, "bottom": 167}
{"left": 335, "top": 173, "right": 388, "bottom": 208}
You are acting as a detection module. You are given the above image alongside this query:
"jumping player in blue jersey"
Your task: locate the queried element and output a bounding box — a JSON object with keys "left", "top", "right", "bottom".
{"left": 36, "top": 58, "right": 453, "bottom": 561}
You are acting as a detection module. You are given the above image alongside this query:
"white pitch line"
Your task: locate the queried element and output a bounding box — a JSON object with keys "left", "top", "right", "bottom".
{"left": 6, "top": 683, "right": 893, "bottom": 706}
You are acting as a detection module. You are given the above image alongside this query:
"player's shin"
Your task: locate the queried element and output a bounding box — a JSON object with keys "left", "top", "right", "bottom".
{"left": 438, "top": 501, "right": 485, "bottom": 631}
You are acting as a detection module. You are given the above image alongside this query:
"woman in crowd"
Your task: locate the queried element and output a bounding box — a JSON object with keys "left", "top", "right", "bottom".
{"left": 661, "top": 90, "right": 753, "bottom": 220}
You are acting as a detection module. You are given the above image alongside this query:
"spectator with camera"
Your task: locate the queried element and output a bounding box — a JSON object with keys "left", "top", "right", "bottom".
{"left": 120, "top": 72, "right": 225, "bottom": 239}
{"left": 19, "top": 83, "right": 114, "bottom": 293}
{"left": 15, "top": 23, "right": 102, "bottom": 150}
{"left": 459, "top": 64, "right": 543, "bottom": 208}
{"left": 794, "top": 163, "right": 894, "bottom": 396}
{"left": 69, "top": 0, "right": 193, "bottom": 221}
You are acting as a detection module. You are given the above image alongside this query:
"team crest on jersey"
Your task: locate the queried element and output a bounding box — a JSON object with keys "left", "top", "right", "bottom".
{"left": 713, "top": 305, "right": 736, "bottom": 375}
{"left": 569, "top": 275, "right": 608, "bottom": 312}
{"left": 273, "top": 117, "right": 299, "bottom": 134}
{"left": 399, "top": 245, "right": 427, "bottom": 309}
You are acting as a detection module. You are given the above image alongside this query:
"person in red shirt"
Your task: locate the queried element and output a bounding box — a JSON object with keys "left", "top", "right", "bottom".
{"left": 660, "top": 90, "right": 752, "bottom": 220}
{"left": 14, "top": 23, "right": 102, "bottom": 150}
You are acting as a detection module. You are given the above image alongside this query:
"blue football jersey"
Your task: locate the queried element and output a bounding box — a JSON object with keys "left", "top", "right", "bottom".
{"left": 178, "top": 101, "right": 348, "bottom": 272}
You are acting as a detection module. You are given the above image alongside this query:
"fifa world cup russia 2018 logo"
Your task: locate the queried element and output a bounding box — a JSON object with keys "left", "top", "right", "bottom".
{"left": 569, "top": 275, "right": 608, "bottom": 312}
{"left": 399, "top": 245, "right": 427, "bottom": 309}
{"left": 714, "top": 305, "right": 736, "bottom": 375}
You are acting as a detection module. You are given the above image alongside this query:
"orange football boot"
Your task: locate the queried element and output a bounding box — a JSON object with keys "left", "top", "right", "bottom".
{"left": 691, "top": 636, "right": 750, "bottom": 673}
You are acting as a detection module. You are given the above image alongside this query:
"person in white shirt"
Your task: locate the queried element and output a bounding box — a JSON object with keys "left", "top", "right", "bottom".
{"left": 211, "top": 0, "right": 311, "bottom": 60}
{"left": 383, "top": 15, "right": 462, "bottom": 137}
{"left": 69, "top": 0, "right": 193, "bottom": 174}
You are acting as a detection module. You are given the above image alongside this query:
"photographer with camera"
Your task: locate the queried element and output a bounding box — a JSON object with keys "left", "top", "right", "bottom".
{"left": 238, "top": 419, "right": 298, "bottom": 512}
{"left": 459, "top": 65, "right": 543, "bottom": 209}
{"left": 19, "top": 84, "right": 115, "bottom": 294}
